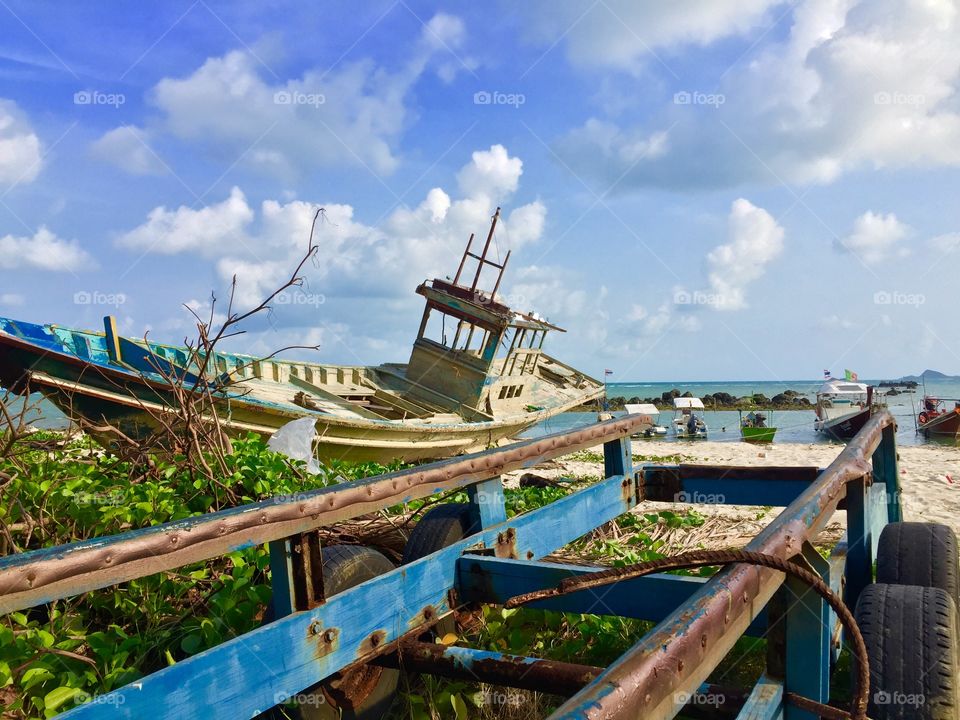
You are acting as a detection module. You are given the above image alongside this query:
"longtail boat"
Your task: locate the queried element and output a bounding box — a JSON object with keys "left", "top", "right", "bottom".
{"left": 814, "top": 379, "right": 876, "bottom": 440}
{"left": 917, "top": 396, "right": 960, "bottom": 438}
{"left": 740, "top": 410, "right": 777, "bottom": 443}
{"left": 0, "top": 209, "right": 605, "bottom": 463}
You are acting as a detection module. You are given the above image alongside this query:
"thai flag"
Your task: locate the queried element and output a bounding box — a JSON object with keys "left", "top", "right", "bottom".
{"left": 823, "top": 369, "right": 831, "bottom": 379}
{"left": 605, "top": 369, "right": 613, "bottom": 375}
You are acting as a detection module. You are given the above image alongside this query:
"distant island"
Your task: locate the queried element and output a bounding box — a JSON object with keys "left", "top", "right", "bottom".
{"left": 898, "top": 369, "right": 960, "bottom": 382}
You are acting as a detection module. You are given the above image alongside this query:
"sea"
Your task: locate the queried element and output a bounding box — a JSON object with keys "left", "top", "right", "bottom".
{"left": 7, "top": 378, "right": 960, "bottom": 448}
{"left": 520, "top": 378, "right": 960, "bottom": 448}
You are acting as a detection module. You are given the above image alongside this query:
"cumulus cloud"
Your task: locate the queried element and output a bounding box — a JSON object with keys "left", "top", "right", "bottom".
{"left": 553, "top": 0, "right": 960, "bottom": 190}
{"left": 0, "top": 293, "right": 24, "bottom": 306}
{"left": 0, "top": 227, "right": 94, "bottom": 272}
{"left": 0, "top": 99, "right": 43, "bottom": 187}
{"left": 837, "top": 210, "right": 909, "bottom": 264}
{"left": 98, "top": 14, "right": 468, "bottom": 178}
{"left": 706, "top": 199, "right": 785, "bottom": 310}
{"left": 930, "top": 232, "right": 960, "bottom": 254}
{"left": 90, "top": 126, "right": 165, "bottom": 175}
{"left": 117, "top": 146, "right": 547, "bottom": 309}
{"left": 520, "top": 0, "right": 779, "bottom": 70}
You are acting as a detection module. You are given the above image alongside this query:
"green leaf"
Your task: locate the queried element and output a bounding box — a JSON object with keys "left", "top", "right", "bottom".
{"left": 451, "top": 692, "right": 468, "bottom": 720}
{"left": 44, "top": 686, "right": 82, "bottom": 711}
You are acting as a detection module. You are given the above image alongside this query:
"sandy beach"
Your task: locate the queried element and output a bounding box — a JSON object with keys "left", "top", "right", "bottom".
{"left": 503, "top": 439, "right": 960, "bottom": 550}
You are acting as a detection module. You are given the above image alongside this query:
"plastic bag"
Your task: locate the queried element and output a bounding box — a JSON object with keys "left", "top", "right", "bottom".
{"left": 267, "top": 416, "right": 322, "bottom": 475}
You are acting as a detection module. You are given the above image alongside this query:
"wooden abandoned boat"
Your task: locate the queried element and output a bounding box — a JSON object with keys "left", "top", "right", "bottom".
{"left": 917, "top": 396, "right": 960, "bottom": 438}
{"left": 0, "top": 210, "right": 604, "bottom": 463}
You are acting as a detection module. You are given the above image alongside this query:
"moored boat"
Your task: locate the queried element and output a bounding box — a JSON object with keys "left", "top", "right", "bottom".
{"left": 671, "top": 397, "right": 707, "bottom": 438}
{"left": 0, "top": 209, "right": 605, "bottom": 463}
{"left": 625, "top": 403, "right": 666, "bottom": 438}
{"left": 814, "top": 379, "right": 876, "bottom": 440}
{"left": 740, "top": 410, "right": 776, "bottom": 443}
{"left": 917, "top": 396, "right": 960, "bottom": 438}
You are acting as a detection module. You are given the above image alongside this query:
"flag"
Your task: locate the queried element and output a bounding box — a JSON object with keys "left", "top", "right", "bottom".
{"left": 604, "top": 369, "right": 613, "bottom": 376}
{"left": 844, "top": 369, "right": 858, "bottom": 381}
{"left": 823, "top": 369, "right": 831, "bottom": 379}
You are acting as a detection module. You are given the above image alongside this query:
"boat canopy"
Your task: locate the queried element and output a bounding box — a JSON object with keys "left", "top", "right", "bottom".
{"left": 673, "top": 397, "right": 704, "bottom": 409}
{"left": 817, "top": 380, "right": 868, "bottom": 396}
{"left": 625, "top": 403, "right": 659, "bottom": 416}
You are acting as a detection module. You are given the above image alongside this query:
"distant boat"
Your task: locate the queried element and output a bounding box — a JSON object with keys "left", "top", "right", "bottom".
{"left": 0, "top": 209, "right": 605, "bottom": 464}
{"left": 625, "top": 403, "right": 667, "bottom": 438}
{"left": 814, "top": 380, "right": 876, "bottom": 440}
{"left": 672, "top": 397, "right": 707, "bottom": 438}
{"left": 740, "top": 410, "right": 776, "bottom": 443}
{"left": 917, "top": 396, "right": 960, "bottom": 438}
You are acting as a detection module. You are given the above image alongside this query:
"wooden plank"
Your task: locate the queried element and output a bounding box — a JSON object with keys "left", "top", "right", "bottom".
{"left": 736, "top": 676, "right": 784, "bottom": 720}
{"left": 58, "top": 472, "right": 636, "bottom": 719}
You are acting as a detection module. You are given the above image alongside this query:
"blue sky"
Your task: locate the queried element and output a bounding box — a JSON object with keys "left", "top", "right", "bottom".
{"left": 1, "top": 0, "right": 959, "bottom": 381}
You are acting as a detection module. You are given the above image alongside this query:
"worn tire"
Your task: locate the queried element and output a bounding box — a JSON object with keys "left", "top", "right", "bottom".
{"left": 281, "top": 545, "right": 398, "bottom": 720}
{"left": 855, "top": 584, "right": 960, "bottom": 720}
{"left": 402, "top": 503, "right": 478, "bottom": 637}
{"left": 877, "top": 522, "right": 960, "bottom": 607}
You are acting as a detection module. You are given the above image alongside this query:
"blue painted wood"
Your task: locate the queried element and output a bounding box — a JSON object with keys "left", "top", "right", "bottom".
{"left": 844, "top": 475, "right": 872, "bottom": 612}
{"left": 467, "top": 477, "right": 507, "bottom": 527}
{"left": 737, "top": 675, "right": 784, "bottom": 720}
{"left": 871, "top": 424, "right": 902, "bottom": 523}
{"left": 674, "top": 479, "right": 809, "bottom": 507}
{"left": 826, "top": 536, "right": 848, "bottom": 664}
{"left": 457, "top": 555, "right": 769, "bottom": 636}
{"left": 603, "top": 436, "right": 632, "bottom": 479}
{"left": 58, "top": 472, "right": 635, "bottom": 719}
{"left": 783, "top": 545, "right": 830, "bottom": 720}
{"left": 267, "top": 538, "right": 296, "bottom": 618}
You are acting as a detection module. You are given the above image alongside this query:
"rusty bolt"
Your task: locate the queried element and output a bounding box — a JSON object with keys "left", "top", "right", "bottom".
{"left": 308, "top": 621, "right": 322, "bottom": 636}
{"left": 701, "top": 634, "right": 707, "bottom": 648}
{"left": 369, "top": 633, "right": 381, "bottom": 647}
{"left": 323, "top": 629, "right": 337, "bottom": 643}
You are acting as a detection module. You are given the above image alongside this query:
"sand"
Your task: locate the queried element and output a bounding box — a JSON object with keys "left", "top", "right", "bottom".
{"left": 502, "top": 439, "right": 960, "bottom": 548}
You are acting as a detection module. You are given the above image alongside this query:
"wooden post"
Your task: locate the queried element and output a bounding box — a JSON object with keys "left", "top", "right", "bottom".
{"left": 103, "top": 315, "right": 122, "bottom": 364}
{"left": 467, "top": 477, "right": 508, "bottom": 528}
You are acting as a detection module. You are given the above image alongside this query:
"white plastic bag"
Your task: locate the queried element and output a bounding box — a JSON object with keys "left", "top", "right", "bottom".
{"left": 267, "top": 416, "right": 322, "bottom": 475}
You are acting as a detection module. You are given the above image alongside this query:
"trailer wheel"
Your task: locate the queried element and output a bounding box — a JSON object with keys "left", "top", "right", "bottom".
{"left": 855, "top": 584, "right": 960, "bottom": 720}
{"left": 876, "top": 522, "right": 960, "bottom": 606}
{"left": 283, "top": 545, "right": 398, "bottom": 720}
{"left": 402, "top": 503, "right": 479, "bottom": 636}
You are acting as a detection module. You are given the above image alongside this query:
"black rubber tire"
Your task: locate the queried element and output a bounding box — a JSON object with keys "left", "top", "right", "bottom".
{"left": 401, "top": 503, "right": 478, "bottom": 637}
{"left": 855, "top": 583, "right": 960, "bottom": 720}
{"left": 284, "top": 545, "right": 398, "bottom": 720}
{"left": 877, "top": 522, "right": 960, "bottom": 607}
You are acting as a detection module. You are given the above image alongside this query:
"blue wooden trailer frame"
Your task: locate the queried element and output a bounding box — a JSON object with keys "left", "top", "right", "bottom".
{"left": 0, "top": 411, "right": 901, "bottom": 719}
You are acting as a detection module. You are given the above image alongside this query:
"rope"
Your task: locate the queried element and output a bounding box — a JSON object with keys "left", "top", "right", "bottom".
{"left": 504, "top": 548, "right": 870, "bottom": 720}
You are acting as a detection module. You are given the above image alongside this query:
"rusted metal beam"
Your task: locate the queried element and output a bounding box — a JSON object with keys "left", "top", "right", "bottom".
{"left": 546, "top": 411, "right": 893, "bottom": 720}
{"left": 0, "top": 414, "right": 647, "bottom": 614}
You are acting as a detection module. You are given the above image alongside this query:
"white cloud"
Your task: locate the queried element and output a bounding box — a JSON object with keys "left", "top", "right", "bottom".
{"left": 117, "top": 14, "right": 467, "bottom": 178}
{"left": 0, "top": 227, "right": 94, "bottom": 272}
{"left": 520, "top": 0, "right": 779, "bottom": 71}
{"left": 837, "top": 210, "right": 909, "bottom": 264}
{"left": 116, "top": 186, "right": 255, "bottom": 256}
{"left": 0, "top": 99, "right": 43, "bottom": 187}
{"left": 930, "top": 232, "right": 960, "bottom": 254}
{"left": 554, "top": 0, "right": 960, "bottom": 189}
{"left": 90, "top": 126, "right": 165, "bottom": 176}
{"left": 819, "top": 314, "right": 854, "bottom": 329}
{"left": 706, "top": 199, "right": 785, "bottom": 310}
{"left": 117, "top": 146, "right": 548, "bottom": 310}
{"left": 0, "top": 293, "right": 24, "bottom": 306}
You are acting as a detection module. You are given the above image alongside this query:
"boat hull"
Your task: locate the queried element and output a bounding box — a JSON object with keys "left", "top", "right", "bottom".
{"left": 816, "top": 408, "right": 871, "bottom": 441}
{"left": 919, "top": 409, "right": 960, "bottom": 438}
{"left": 741, "top": 426, "right": 777, "bottom": 443}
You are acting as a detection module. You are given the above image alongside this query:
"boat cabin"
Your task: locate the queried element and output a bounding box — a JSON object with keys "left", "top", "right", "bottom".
{"left": 405, "top": 208, "right": 565, "bottom": 414}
